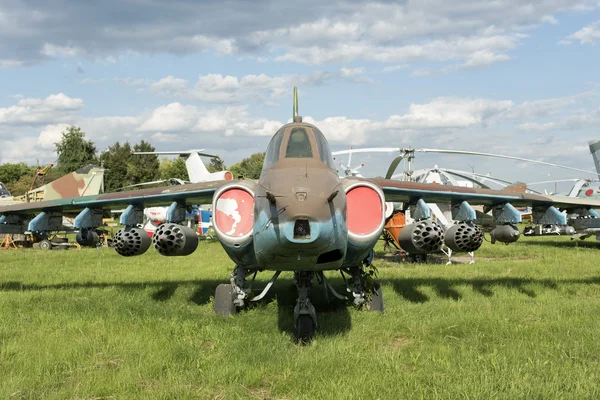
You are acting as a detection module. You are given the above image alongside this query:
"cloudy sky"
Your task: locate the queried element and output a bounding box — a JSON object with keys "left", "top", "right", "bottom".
{"left": 1, "top": 0, "right": 599, "bottom": 191}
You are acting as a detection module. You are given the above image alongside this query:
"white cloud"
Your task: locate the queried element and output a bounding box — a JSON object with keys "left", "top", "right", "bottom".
{"left": 136, "top": 102, "right": 280, "bottom": 139}
{"left": 340, "top": 67, "right": 373, "bottom": 83}
{"left": 517, "top": 122, "right": 557, "bottom": 132}
{"left": 137, "top": 103, "right": 200, "bottom": 132}
{"left": 0, "top": 59, "right": 24, "bottom": 68}
{"left": 381, "top": 64, "right": 408, "bottom": 73}
{"left": 38, "top": 124, "right": 69, "bottom": 148}
{"left": 4, "top": 0, "right": 592, "bottom": 70}
{"left": 41, "top": 43, "right": 82, "bottom": 57}
{"left": 567, "top": 20, "right": 600, "bottom": 44}
{"left": 2, "top": 88, "right": 599, "bottom": 184}
{"left": 541, "top": 15, "right": 558, "bottom": 24}
{"left": 114, "top": 77, "right": 151, "bottom": 86}
{"left": 151, "top": 132, "right": 178, "bottom": 142}
{"left": 138, "top": 69, "right": 372, "bottom": 103}
{"left": 462, "top": 50, "right": 511, "bottom": 68}
{"left": 386, "top": 97, "right": 513, "bottom": 129}
{"left": 504, "top": 93, "right": 587, "bottom": 120}
{"left": 304, "top": 116, "right": 378, "bottom": 144}
{"left": 0, "top": 93, "right": 84, "bottom": 125}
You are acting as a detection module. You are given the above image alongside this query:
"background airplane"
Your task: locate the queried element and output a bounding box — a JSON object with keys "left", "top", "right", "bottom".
{"left": 0, "top": 165, "right": 105, "bottom": 206}
{"left": 2, "top": 89, "right": 600, "bottom": 343}
{"left": 130, "top": 150, "right": 228, "bottom": 237}
{"left": 0, "top": 165, "right": 106, "bottom": 248}
{"left": 132, "top": 150, "right": 233, "bottom": 183}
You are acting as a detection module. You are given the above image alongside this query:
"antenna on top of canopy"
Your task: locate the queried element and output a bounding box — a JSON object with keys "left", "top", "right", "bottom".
{"left": 293, "top": 86, "right": 302, "bottom": 123}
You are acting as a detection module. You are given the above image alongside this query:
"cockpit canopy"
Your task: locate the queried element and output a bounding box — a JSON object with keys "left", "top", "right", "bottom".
{"left": 263, "top": 125, "right": 335, "bottom": 171}
{"left": 0, "top": 182, "right": 11, "bottom": 198}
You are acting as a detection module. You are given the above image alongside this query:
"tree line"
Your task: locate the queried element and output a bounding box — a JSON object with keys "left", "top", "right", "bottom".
{"left": 0, "top": 125, "right": 265, "bottom": 196}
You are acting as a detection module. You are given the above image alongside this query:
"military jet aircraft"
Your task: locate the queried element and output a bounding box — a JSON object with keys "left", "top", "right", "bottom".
{"left": 2, "top": 88, "right": 600, "bottom": 342}
{"left": 0, "top": 165, "right": 106, "bottom": 247}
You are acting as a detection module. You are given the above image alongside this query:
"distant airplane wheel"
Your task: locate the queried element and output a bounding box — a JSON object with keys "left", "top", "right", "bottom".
{"left": 214, "top": 283, "right": 237, "bottom": 316}
{"left": 407, "top": 254, "right": 427, "bottom": 263}
{"left": 295, "top": 315, "right": 315, "bottom": 344}
{"left": 39, "top": 240, "right": 52, "bottom": 250}
{"left": 367, "top": 284, "right": 384, "bottom": 313}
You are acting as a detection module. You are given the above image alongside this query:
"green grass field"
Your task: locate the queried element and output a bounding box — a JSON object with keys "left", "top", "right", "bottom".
{"left": 2, "top": 235, "right": 600, "bottom": 399}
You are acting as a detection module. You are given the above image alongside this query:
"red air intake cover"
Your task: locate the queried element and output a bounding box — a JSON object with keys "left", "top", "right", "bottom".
{"left": 346, "top": 186, "right": 383, "bottom": 235}
{"left": 215, "top": 188, "right": 254, "bottom": 237}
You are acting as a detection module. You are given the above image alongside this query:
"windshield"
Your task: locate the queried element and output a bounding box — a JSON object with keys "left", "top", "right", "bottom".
{"left": 312, "top": 128, "right": 335, "bottom": 169}
{"left": 285, "top": 128, "right": 313, "bottom": 158}
{"left": 262, "top": 128, "right": 285, "bottom": 171}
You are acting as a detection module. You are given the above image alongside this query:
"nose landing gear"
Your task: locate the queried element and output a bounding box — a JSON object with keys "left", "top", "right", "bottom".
{"left": 293, "top": 271, "right": 317, "bottom": 344}
{"left": 212, "top": 264, "right": 383, "bottom": 344}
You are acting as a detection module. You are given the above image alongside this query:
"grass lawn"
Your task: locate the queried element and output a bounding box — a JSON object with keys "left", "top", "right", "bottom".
{"left": 1, "top": 235, "right": 600, "bottom": 399}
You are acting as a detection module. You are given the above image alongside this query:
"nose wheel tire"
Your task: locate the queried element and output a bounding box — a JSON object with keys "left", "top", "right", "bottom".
{"left": 367, "top": 284, "right": 384, "bottom": 312}
{"left": 214, "top": 283, "right": 238, "bottom": 316}
{"left": 295, "top": 315, "right": 315, "bottom": 344}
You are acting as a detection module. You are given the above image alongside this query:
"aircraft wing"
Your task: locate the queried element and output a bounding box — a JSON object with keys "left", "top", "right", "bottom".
{"left": 0, "top": 180, "right": 227, "bottom": 215}
{"left": 371, "top": 178, "right": 600, "bottom": 209}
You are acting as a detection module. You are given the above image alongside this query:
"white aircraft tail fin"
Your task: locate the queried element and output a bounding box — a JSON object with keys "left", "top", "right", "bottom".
{"left": 132, "top": 150, "right": 233, "bottom": 183}
{"left": 589, "top": 140, "right": 600, "bottom": 180}
{"left": 185, "top": 152, "right": 211, "bottom": 183}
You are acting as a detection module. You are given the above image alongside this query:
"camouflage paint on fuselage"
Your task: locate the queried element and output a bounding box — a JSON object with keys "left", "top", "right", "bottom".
{"left": 29, "top": 165, "right": 105, "bottom": 201}
{"left": 2, "top": 165, "right": 105, "bottom": 205}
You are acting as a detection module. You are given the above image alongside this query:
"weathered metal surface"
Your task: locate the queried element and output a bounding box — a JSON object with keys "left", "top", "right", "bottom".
{"left": 532, "top": 206, "right": 566, "bottom": 225}
{"left": 492, "top": 203, "right": 522, "bottom": 224}
{"left": 452, "top": 201, "right": 476, "bottom": 222}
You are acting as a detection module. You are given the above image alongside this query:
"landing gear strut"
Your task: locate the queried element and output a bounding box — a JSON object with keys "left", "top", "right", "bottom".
{"left": 294, "top": 271, "right": 316, "bottom": 343}
{"left": 214, "top": 265, "right": 251, "bottom": 316}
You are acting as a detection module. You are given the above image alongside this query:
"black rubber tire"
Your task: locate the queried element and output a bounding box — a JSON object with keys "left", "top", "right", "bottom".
{"left": 39, "top": 240, "right": 52, "bottom": 250}
{"left": 408, "top": 254, "right": 427, "bottom": 263}
{"left": 367, "top": 285, "right": 384, "bottom": 313}
{"left": 295, "top": 315, "right": 315, "bottom": 344}
{"left": 214, "top": 284, "right": 237, "bottom": 316}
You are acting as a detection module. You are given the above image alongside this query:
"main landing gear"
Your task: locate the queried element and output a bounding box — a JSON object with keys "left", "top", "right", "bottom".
{"left": 213, "top": 264, "right": 384, "bottom": 344}
{"left": 340, "top": 265, "right": 384, "bottom": 312}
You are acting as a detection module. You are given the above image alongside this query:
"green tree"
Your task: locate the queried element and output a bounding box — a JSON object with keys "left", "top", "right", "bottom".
{"left": 0, "top": 162, "right": 31, "bottom": 185}
{"left": 206, "top": 156, "right": 226, "bottom": 173}
{"left": 7, "top": 172, "right": 37, "bottom": 196}
{"left": 159, "top": 157, "right": 189, "bottom": 181}
{"left": 55, "top": 126, "right": 97, "bottom": 176}
{"left": 0, "top": 162, "right": 62, "bottom": 195}
{"left": 99, "top": 141, "right": 133, "bottom": 192}
{"left": 228, "top": 152, "right": 265, "bottom": 179}
{"left": 126, "top": 140, "right": 159, "bottom": 185}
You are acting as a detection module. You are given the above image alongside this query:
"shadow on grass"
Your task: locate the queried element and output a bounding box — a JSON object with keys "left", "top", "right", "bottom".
{"left": 382, "top": 276, "right": 567, "bottom": 303}
{"left": 0, "top": 276, "right": 353, "bottom": 338}
{"left": 518, "top": 240, "right": 600, "bottom": 249}
{"left": 259, "top": 280, "right": 353, "bottom": 338}
{"left": 5, "top": 275, "right": 600, "bottom": 327}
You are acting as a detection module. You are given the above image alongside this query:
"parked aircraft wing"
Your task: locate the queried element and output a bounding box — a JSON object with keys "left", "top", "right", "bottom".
{"left": 0, "top": 180, "right": 226, "bottom": 215}
{"left": 370, "top": 178, "right": 600, "bottom": 209}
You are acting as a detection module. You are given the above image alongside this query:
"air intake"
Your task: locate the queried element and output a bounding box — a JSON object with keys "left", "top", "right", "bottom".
{"left": 294, "top": 219, "right": 311, "bottom": 239}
